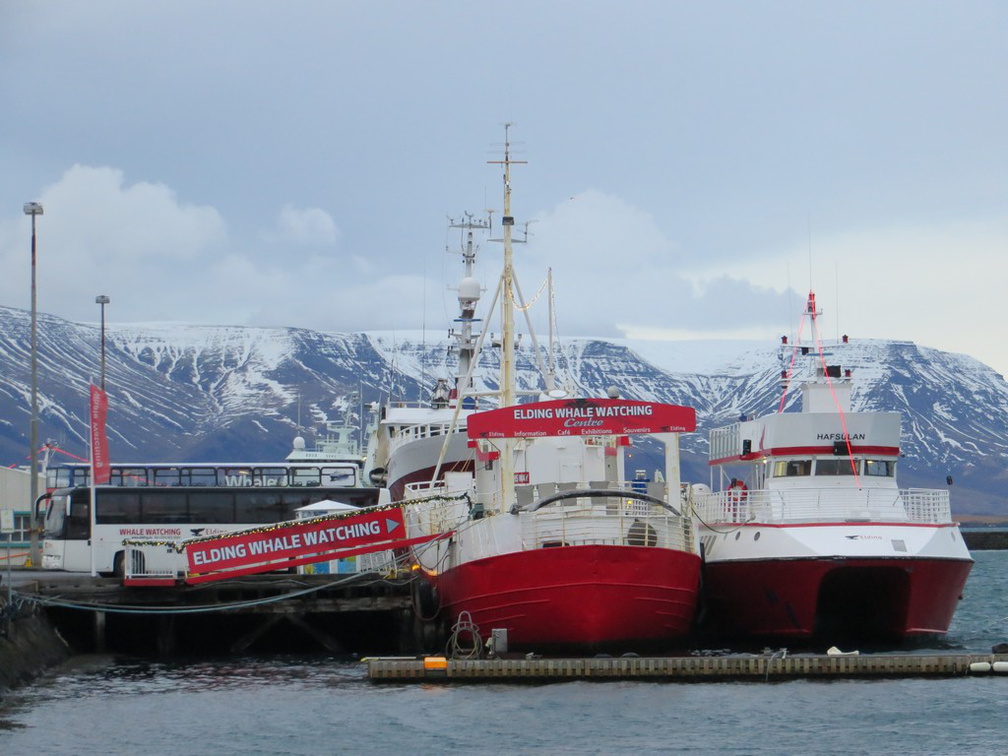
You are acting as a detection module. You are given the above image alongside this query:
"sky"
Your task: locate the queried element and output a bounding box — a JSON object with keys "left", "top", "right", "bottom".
{"left": 1, "top": 1, "right": 1006, "bottom": 377}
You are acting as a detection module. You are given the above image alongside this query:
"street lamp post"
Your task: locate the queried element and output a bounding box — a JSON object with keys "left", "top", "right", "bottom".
{"left": 23, "top": 201, "right": 43, "bottom": 567}
{"left": 95, "top": 295, "right": 110, "bottom": 390}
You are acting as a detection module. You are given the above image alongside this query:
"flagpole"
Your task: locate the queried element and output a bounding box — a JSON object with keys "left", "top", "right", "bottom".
{"left": 89, "top": 382, "right": 97, "bottom": 578}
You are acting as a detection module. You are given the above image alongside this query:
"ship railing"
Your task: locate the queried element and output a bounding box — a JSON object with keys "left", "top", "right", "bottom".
{"left": 518, "top": 493, "right": 695, "bottom": 554}
{"left": 403, "top": 479, "right": 697, "bottom": 553}
{"left": 402, "top": 481, "right": 474, "bottom": 537}
{"left": 903, "top": 488, "right": 953, "bottom": 523}
{"left": 693, "top": 487, "right": 952, "bottom": 525}
{"left": 708, "top": 424, "right": 742, "bottom": 462}
{"left": 394, "top": 422, "right": 459, "bottom": 443}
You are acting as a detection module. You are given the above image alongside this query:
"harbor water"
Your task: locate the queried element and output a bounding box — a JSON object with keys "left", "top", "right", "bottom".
{"left": 3, "top": 550, "right": 1007, "bottom": 755}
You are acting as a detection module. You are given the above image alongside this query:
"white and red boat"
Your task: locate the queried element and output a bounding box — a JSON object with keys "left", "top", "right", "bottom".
{"left": 384, "top": 128, "right": 703, "bottom": 651}
{"left": 363, "top": 215, "right": 487, "bottom": 499}
{"left": 692, "top": 292, "right": 973, "bottom": 643}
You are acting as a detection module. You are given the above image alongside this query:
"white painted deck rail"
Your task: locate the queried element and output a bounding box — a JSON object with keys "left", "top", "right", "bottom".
{"left": 693, "top": 487, "right": 952, "bottom": 525}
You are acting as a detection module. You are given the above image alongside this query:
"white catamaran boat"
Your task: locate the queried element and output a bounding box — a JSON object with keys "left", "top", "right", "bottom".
{"left": 378, "top": 127, "right": 703, "bottom": 651}
{"left": 692, "top": 291, "right": 973, "bottom": 642}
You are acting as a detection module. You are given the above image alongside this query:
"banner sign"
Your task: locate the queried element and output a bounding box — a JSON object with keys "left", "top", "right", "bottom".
{"left": 466, "top": 398, "right": 696, "bottom": 440}
{"left": 89, "top": 384, "right": 111, "bottom": 485}
{"left": 185, "top": 507, "right": 407, "bottom": 574}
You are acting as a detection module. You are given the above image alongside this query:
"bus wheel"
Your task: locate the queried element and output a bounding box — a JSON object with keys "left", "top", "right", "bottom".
{"left": 113, "top": 551, "right": 125, "bottom": 578}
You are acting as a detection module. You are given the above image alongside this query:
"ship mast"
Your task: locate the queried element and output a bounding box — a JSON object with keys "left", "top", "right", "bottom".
{"left": 488, "top": 124, "right": 525, "bottom": 408}
{"left": 488, "top": 124, "right": 526, "bottom": 512}
{"left": 448, "top": 212, "right": 489, "bottom": 403}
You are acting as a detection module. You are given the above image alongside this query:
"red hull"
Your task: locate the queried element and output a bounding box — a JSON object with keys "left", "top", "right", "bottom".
{"left": 702, "top": 556, "right": 973, "bottom": 640}
{"left": 432, "top": 545, "right": 702, "bottom": 649}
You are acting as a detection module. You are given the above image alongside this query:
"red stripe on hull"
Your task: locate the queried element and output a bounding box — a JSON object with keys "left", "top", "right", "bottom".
{"left": 432, "top": 545, "right": 701, "bottom": 648}
{"left": 702, "top": 557, "right": 972, "bottom": 640}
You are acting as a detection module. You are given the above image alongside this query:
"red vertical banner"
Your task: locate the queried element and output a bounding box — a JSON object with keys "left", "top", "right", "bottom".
{"left": 89, "top": 384, "right": 110, "bottom": 484}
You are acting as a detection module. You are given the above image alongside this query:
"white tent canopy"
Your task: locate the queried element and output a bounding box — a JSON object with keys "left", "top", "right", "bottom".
{"left": 295, "top": 499, "right": 358, "bottom": 517}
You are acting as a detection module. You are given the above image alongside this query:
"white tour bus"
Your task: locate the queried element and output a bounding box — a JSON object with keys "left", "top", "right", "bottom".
{"left": 40, "top": 485, "right": 378, "bottom": 576}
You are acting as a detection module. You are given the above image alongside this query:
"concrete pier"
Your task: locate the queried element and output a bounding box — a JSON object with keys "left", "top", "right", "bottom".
{"left": 12, "top": 570, "right": 418, "bottom": 656}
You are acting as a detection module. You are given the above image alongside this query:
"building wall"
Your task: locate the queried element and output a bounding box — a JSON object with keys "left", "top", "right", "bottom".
{"left": 1, "top": 467, "right": 43, "bottom": 567}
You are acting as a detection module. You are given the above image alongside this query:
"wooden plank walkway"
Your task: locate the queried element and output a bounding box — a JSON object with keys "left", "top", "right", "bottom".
{"left": 367, "top": 653, "right": 1008, "bottom": 682}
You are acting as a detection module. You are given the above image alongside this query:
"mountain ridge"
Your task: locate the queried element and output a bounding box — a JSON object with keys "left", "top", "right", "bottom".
{"left": 2, "top": 304, "right": 1006, "bottom": 516}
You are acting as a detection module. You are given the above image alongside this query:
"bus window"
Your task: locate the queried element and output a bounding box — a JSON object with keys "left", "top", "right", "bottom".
{"left": 141, "top": 490, "right": 191, "bottom": 524}
{"left": 42, "top": 494, "right": 67, "bottom": 539}
{"left": 219, "top": 467, "right": 254, "bottom": 487}
{"left": 96, "top": 490, "right": 142, "bottom": 524}
{"left": 47, "top": 467, "right": 78, "bottom": 490}
{"left": 66, "top": 495, "right": 91, "bottom": 539}
{"left": 115, "top": 467, "right": 150, "bottom": 486}
{"left": 321, "top": 466, "right": 358, "bottom": 486}
{"left": 291, "top": 466, "right": 322, "bottom": 487}
{"left": 180, "top": 467, "right": 218, "bottom": 486}
{"left": 253, "top": 467, "right": 289, "bottom": 487}
{"left": 243, "top": 491, "right": 300, "bottom": 523}
{"left": 187, "top": 490, "right": 237, "bottom": 523}
{"left": 152, "top": 467, "right": 183, "bottom": 487}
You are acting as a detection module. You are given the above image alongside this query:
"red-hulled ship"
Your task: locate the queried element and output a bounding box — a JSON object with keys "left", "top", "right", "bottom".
{"left": 692, "top": 292, "right": 973, "bottom": 643}
{"left": 389, "top": 128, "right": 702, "bottom": 651}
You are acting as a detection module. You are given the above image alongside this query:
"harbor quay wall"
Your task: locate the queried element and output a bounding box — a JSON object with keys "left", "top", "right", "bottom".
{"left": 20, "top": 572, "right": 420, "bottom": 658}
{"left": 0, "top": 607, "right": 71, "bottom": 700}
{"left": 961, "top": 530, "right": 1008, "bottom": 550}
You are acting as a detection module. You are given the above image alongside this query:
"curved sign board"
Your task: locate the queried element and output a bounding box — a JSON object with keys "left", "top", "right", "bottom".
{"left": 466, "top": 398, "right": 696, "bottom": 440}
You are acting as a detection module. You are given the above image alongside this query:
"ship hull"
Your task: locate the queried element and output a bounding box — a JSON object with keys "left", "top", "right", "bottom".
{"left": 386, "top": 431, "right": 472, "bottom": 501}
{"left": 432, "top": 544, "right": 701, "bottom": 649}
{"left": 701, "top": 550, "right": 972, "bottom": 641}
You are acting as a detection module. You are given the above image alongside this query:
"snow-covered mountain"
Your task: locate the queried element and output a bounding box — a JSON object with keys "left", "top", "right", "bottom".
{"left": 2, "top": 305, "right": 1006, "bottom": 516}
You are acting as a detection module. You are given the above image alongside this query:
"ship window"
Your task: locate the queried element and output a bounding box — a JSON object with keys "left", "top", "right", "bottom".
{"left": 781, "top": 460, "right": 811, "bottom": 477}
{"left": 816, "top": 458, "right": 860, "bottom": 476}
{"left": 864, "top": 459, "right": 894, "bottom": 477}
